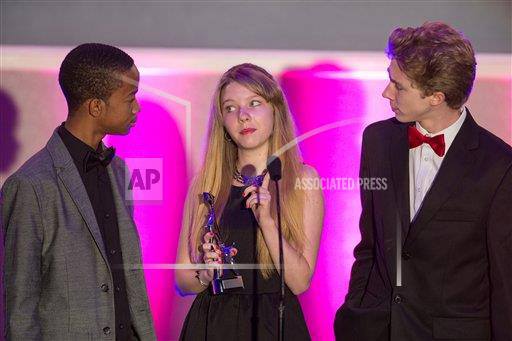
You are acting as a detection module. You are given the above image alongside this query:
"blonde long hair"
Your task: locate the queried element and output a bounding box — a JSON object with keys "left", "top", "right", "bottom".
{"left": 185, "top": 63, "right": 306, "bottom": 278}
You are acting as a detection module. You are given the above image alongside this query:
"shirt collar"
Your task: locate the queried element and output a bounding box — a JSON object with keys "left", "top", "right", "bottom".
{"left": 57, "top": 122, "right": 103, "bottom": 172}
{"left": 415, "top": 106, "right": 467, "bottom": 155}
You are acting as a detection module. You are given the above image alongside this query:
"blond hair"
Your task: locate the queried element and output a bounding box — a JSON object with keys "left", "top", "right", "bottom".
{"left": 184, "top": 63, "right": 306, "bottom": 278}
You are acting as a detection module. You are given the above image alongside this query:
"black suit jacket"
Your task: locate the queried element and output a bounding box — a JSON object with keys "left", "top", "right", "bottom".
{"left": 335, "top": 110, "right": 512, "bottom": 341}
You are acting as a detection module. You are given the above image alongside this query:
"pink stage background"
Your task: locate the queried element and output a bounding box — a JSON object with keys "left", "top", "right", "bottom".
{"left": 1, "top": 46, "right": 511, "bottom": 340}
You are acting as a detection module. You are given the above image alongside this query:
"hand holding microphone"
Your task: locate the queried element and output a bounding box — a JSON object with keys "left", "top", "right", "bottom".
{"left": 242, "top": 174, "right": 274, "bottom": 228}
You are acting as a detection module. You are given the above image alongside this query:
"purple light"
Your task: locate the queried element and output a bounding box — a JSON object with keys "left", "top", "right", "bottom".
{"left": 280, "top": 62, "right": 370, "bottom": 340}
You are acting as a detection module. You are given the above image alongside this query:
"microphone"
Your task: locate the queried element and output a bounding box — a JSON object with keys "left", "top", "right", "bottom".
{"left": 267, "top": 155, "right": 284, "bottom": 341}
{"left": 267, "top": 155, "right": 282, "bottom": 181}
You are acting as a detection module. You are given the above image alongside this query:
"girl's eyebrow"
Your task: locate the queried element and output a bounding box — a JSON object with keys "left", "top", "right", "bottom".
{"left": 222, "top": 94, "right": 263, "bottom": 106}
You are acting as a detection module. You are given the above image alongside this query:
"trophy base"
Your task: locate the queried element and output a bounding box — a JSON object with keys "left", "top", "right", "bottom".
{"left": 211, "top": 274, "right": 244, "bottom": 295}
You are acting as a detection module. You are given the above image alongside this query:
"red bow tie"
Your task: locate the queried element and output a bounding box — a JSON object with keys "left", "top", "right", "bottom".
{"left": 408, "top": 125, "right": 445, "bottom": 157}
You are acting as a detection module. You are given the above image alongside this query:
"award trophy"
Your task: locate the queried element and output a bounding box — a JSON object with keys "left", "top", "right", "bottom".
{"left": 202, "top": 192, "right": 244, "bottom": 294}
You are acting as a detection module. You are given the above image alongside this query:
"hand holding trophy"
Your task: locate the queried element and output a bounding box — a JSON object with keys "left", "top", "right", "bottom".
{"left": 202, "top": 192, "right": 244, "bottom": 294}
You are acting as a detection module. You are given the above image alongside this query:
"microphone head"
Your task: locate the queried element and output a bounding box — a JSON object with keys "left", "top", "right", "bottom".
{"left": 202, "top": 192, "right": 215, "bottom": 206}
{"left": 267, "top": 156, "right": 282, "bottom": 181}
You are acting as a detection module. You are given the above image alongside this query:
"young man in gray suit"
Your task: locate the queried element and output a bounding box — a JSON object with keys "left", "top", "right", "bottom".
{"left": 2, "top": 43, "right": 156, "bottom": 340}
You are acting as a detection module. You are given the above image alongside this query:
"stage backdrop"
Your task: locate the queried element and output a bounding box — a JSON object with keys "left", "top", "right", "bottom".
{"left": 1, "top": 46, "right": 511, "bottom": 340}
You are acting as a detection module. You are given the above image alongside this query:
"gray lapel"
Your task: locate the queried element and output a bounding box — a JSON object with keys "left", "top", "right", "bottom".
{"left": 46, "top": 129, "right": 110, "bottom": 268}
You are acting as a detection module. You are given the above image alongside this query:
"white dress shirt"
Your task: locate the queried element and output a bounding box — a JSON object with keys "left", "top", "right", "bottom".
{"left": 409, "top": 107, "right": 467, "bottom": 221}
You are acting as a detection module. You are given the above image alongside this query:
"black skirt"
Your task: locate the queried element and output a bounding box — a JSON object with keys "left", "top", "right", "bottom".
{"left": 179, "top": 287, "right": 310, "bottom": 341}
{"left": 180, "top": 185, "right": 311, "bottom": 341}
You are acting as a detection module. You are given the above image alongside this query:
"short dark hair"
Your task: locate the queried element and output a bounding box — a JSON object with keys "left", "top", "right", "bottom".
{"left": 386, "top": 22, "right": 476, "bottom": 109}
{"left": 58, "top": 43, "right": 134, "bottom": 113}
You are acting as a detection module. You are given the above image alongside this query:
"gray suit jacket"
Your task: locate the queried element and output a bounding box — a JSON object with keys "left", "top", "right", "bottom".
{"left": 1, "top": 129, "right": 156, "bottom": 340}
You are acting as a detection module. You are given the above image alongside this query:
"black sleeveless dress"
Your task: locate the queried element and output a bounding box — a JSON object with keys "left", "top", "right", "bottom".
{"left": 179, "top": 185, "right": 311, "bottom": 341}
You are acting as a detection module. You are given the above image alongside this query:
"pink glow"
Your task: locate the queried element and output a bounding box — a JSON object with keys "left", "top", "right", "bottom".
{"left": 280, "top": 63, "right": 369, "bottom": 341}
{"left": 107, "top": 99, "right": 188, "bottom": 340}
{"left": 106, "top": 63, "right": 385, "bottom": 340}
{"left": 103, "top": 64, "right": 375, "bottom": 340}
{"left": 1, "top": 48, "right": 510, "bottom": 341}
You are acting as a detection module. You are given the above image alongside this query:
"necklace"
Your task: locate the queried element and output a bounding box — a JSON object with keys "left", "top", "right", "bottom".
{"left": 233, "top": 168, "right": 268, "bottom": 187}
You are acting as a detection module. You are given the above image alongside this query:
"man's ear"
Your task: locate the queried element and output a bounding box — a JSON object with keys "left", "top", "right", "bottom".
{"left": 429, "top": 91, "right": 446, "bottom": 107}
{"left": 87, "top": 98, "right": 105, "bottom": 118}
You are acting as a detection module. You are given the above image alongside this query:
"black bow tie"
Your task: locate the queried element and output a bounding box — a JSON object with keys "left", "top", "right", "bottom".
{"left": 84, "top": 146, "right": 115, "bottom": 173}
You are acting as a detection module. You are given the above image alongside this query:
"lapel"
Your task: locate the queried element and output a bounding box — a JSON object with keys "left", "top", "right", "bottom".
{"left": 389, "top": 120, "right": 411, "bottom": 240}
{"left": 46, "top": 129, "right": 110, "bottom": 267}
{"left": 403, "top": 111, "right": 479, "bottom": 249}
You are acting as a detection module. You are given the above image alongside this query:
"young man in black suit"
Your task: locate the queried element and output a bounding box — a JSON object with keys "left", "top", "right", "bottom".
{"left": 335, "top": 22, "right": 512, "bottom": 341}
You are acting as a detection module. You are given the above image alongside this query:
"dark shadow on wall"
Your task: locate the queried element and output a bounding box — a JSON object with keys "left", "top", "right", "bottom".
{"left": 0, "top": 89, "right": 20, "bottom": 337}
{"left": 0, "top": 89, "right": 20, "bottom": 173}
